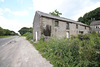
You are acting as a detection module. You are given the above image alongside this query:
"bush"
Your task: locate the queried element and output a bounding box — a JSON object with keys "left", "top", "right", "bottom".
{"left": 32, "top": 34, "right": 100, "bottom": 67}
{"left": 23, "top": 32, "right": 33, "bottom": 40}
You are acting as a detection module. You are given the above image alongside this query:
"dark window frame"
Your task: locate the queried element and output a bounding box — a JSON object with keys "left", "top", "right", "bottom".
{"left": 76, "top": 24, "right": 78, "bottom": 29}
{"left": 79, "top": 31, "right": 84, "bottom": 34}
{"left": 66, "top": 22, "right": 69, "bottom": 29}
{"left": 85, "top": 26, "right": 86, "bottom": 29}
{"left": 55, "top": 20, "right": 59, "bottom": 27}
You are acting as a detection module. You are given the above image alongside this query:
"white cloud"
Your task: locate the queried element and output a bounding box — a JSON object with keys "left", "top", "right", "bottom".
{"left": 5, "top": 8, "right": 11, "bottom": 13}
{"left": 1, "top": 0, "right": 4, "bottom": 2}
{"left": 0, "top": 8, "right": 31, "bottom": 33}
{"left": 12, "top": 10, "right": 29, "bottom": 16}
{"left": 0, "top": 16, "right": 32, "bottom": 33}
{"left": 33, "top": 0, "right": 64, "bottom": 13}
{"left": 72, "top": 2, "right": 100, "bottom": 21}
{"left": 0, "top": 16, "right": 22, "bottom": 33}
{"left": 33, "top": 0, "right": 100, "bottom": 21}
{"left": 0, "top": 8, "right": 4, "bottom": 15}
{"left": 3, "top": 8, "right": 29, "bottom": 16}
{"left": 29, "top": 7, "right": 33, "bottom": 10}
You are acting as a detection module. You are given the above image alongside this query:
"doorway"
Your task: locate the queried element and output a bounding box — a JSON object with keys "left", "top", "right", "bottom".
{"left": 35, "top": 31, "right": 38, "bottom": 41}
{"left": 66, "top": 31, "right": 69, "bottom": 38}
{"left": 43, "top": 25, "right": 51, "bottom": 36}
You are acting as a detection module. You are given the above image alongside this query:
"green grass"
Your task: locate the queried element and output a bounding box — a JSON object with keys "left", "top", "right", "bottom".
{"left": 0, "top": 36, "right": 12, "bottom": 38}
{"left": 27, "top": 33, "right": 100, "bottom": 67}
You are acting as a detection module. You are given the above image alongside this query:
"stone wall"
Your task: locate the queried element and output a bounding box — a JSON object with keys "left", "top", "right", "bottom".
{"left": 39, "top": 16, "right": 90, "bottom": 38}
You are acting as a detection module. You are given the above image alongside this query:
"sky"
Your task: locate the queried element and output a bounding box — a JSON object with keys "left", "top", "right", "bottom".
{"left": 0, "top": 0, "right": 100, "bottom": 33}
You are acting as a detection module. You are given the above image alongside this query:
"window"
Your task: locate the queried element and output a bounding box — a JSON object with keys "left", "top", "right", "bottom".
{"left": 55, "top": 20, "right": 59, "bottom": 26}
{"left": 95, "top": 26, "right": 98, "bottom": 28}
{"left": 95, "top": 26, "right": 97, "bottom": 28}
{"left": 85, "top": 26, "right": 86, "bottom": 29}
{"left": 79, "top": 31, "right": 83, "bottom": 34}
{"left": 95, "top": 25, "right": 100, "bottom": 28}
{"left": 66, "top": 22, "right": 69, "bottom": 29}
{"left": 76, "top": 24, "right": 78, "bottom": 29}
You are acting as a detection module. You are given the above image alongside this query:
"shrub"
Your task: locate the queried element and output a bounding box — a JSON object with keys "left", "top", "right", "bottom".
{"left": 32, "top": 34, "right": 100, "bottom": 67}
{"left": 23, "top": 32, "right": 33, "bottom": 40}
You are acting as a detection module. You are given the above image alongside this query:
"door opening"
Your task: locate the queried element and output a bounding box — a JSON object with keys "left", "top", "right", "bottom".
{"left": 35, "top": 31, "right": 37, "bottom": 41}
{"left": 43, "top": 25, "right": 51, "bottom": 36}
{"left": 66, "top": 31, "right": 69, "bottom": 38}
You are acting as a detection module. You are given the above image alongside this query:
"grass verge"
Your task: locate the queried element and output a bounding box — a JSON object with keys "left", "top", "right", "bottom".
{"left": 0, "top": 36, "right": 12, "bottom": 38}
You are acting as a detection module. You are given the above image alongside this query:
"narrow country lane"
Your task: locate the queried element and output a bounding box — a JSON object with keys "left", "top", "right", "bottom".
{"left": 0, "top": 36, "right": 19, "bottom": 46}
{"left": 0, "top": 37, "right": 52, "bottom": 67}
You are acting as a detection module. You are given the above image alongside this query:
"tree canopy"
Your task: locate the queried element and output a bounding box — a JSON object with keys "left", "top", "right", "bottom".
{"left": 78, "top": 7, "right": 100, "bottom": 25}
{"left": 0, "top": 26, "right": 18, "bottom": 36}
{"left": 18, "top": 27, "right": 33, "bottom": 35}
{"left": 49, "top": 9, "right": 62, "bottom": 17}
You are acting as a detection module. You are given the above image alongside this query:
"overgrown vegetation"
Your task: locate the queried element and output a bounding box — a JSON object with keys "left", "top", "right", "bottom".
{"left": 23, "top": 32, "right": 33, "bottom": 40}
{"left": 18, "top": 27, "right": 33, "bottom": 40}
{"left": 27, "top": 33, "right": 100, "bottom": 67}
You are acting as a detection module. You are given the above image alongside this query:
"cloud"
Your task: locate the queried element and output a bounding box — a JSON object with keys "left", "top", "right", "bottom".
{"left": 71, "top": 2, "right": 100, "bottom": 21}
{"left": 12, "top": 10, "right": 29, "bottom": 16}
{"left": 0, "top": 16, "right": 22, "bottom": 33}
{"left": 0, "top": 8, "right": 3, "bottom": 15}
{"left": 1, "top": 0, "right": 4, "bottom": 2}
{"left": 0, "top": 16, "right": 31, "bottom": 33}
{"left": 29, "top": 7, "right": 33, "bottom": 10}
{"left": 32, "top": 0, "right": 64, "bottom": 13}
{"left": 3, "top": 8, "right": 29, "bottom": 16}
{"left": 33, "top": 0, "right": 100, "bottom": 21}
{"left": 5, "top": 8, "right": 11, "bottom": 13}
{"left": 0, "top": 8, "right": 31, "bottom": 33}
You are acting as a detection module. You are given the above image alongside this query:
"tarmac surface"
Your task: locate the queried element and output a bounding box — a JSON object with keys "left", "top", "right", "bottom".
{"left": 0, "top": 37, "right": 52, "bottom": 67}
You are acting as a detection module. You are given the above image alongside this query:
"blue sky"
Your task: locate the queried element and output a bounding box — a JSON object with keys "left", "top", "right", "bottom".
{"left": 0, "top": 0, "right": 100, "bottom": 33}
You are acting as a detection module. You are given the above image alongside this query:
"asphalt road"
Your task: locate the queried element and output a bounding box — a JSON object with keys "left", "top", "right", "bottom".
{"left": 0, "top": 37, "right": 52, "bottom": 67}
{"left": 0, "top": 36, "right": 19, "bottom": 46}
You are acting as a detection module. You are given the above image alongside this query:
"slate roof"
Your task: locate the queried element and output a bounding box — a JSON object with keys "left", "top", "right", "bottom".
{"left": 36, "top": 11, "right": 89, "bottom": 26}
{"left": 90, "top": 20, "right": 100, "bottom": 26}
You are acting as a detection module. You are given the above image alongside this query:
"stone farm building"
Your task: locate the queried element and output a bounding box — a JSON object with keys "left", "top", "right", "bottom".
{"left": 90, "top": 20, "right": 100, "bottom": 33}
{"left": 33, "top": 11, "right": 90, "bottom": 41}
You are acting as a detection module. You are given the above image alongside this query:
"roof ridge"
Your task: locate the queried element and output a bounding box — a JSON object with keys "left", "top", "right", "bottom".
{"left": 36, "top": 11, "right": 88, "bottom": 26}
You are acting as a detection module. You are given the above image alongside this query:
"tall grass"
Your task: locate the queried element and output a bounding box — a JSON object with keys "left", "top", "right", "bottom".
{"left": 28, "top": 33, "right": 100, "bottom": 67}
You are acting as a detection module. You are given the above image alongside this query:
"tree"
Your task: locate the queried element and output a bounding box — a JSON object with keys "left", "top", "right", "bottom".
{"left": 4, "top": 29, "right": 11, "bottom": 35}
{"left": 10, "top": 31, "right": 18, "bottom": 35}
{"left": 18, "top": 27, "right": 33, "bottom": 35}
{"left": 0, "top": 27, "right": 5, "bottom": 36}
{"left": 49, "top": 9, "right": 62, "bottom": 17}
{"left": 0, "top": 26, "right": 18, "bottom": 36}
{"left": 29, "top": 27, "right": 33, "bottom": 33}
{"left": 78, "top": 7, "right": 100, "bottom": 25}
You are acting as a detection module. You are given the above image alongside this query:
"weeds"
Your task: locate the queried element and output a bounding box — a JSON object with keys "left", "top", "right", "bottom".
{"left": 27, "top": 33, "right": 100, "bottom": 67}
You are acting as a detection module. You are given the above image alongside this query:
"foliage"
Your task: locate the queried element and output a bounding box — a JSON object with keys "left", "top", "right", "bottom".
{"left": 23, "top": 32, "right": 33, "bottom": 40}
{"left": 18, "top": 27, "right": 33, "bottom": 35}
{"left": 0, "top": 27, "right": 5, "bottom": 36}
{"left": 32, "top": 34, "right": 100, "bottom": 67}
{"left": 78, "top": 7, "right": 100, "bottom": 25}
{"left": 49, "top": 9, "right": 62, "bottom": 17}
{"left": 0, "top": 26, "right": 18, "bottom": 36}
